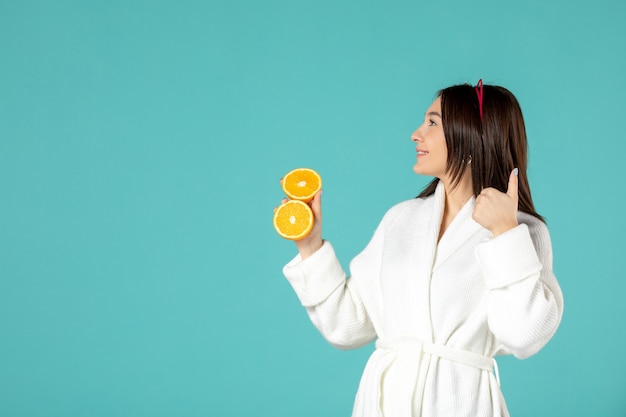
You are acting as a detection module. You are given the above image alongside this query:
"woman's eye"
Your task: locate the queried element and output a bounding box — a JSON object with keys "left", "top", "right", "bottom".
{"left": 428, "top": 119, "right": 436, "bottom": 126}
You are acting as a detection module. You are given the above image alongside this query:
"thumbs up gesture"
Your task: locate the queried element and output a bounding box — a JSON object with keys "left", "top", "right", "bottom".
{"left": 472, "top": 169, "right": 520, "bottom": 237}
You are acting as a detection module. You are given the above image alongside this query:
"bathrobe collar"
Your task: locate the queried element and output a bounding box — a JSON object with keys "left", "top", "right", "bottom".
{"left": 430, "top": 181, "right": 485, "bottom": 270}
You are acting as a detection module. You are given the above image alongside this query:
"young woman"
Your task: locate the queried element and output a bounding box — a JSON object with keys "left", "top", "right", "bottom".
{"left": 280, "top": 81, "right": 564, "bottom": 417}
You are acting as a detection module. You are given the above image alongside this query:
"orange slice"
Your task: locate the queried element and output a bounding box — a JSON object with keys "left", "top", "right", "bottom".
{"left": 273, "top": 200, "right": 314, "bottom": 240}
{"left": 282, "top": 168, "right": 322, "bottom": 203}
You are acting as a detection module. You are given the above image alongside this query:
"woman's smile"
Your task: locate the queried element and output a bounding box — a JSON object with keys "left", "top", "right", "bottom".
{"left": 411, "top": 97, "right": 447, "bottom": 178}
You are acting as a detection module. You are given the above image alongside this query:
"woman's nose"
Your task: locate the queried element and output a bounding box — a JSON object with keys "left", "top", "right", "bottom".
{"left": 411, "top": 128, "right": 422, "bottom": 143}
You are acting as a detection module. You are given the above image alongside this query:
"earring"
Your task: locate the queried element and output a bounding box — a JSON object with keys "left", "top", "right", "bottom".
{"left": 467, "top": 155, "right": 472, "bottom": 165}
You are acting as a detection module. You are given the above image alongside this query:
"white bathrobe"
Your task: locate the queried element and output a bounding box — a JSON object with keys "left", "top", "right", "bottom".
{"left": 283, "top": 182, "right": 564, "bottom": 417}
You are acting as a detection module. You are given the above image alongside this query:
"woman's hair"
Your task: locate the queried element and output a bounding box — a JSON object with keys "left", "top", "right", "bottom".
{"left": 417, "top": 82, "right": 544, "bottom": 222}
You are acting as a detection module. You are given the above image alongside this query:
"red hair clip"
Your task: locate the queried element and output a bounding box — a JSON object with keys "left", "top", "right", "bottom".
{"left": 475, "top": 79, "right": 484, "bottom": 120}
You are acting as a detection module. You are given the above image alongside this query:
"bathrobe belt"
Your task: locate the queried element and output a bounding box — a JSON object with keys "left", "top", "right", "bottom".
{"left": 375, "top": 338, "right": 500, "bottom": 417}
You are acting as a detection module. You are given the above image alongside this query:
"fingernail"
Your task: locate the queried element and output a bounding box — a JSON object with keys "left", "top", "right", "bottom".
{"left": 513, "top": 168, "right": 519, "bottom": 176}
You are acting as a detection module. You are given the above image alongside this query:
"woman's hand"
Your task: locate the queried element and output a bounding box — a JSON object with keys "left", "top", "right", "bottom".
{"left": 472, "top": 169, "right": 519, "bottom": 237}
{"left": 275, "top": 179, "right": 324, "bottom": 259}
{"left": 294, "top": 190, "right": 323, "bottom": 258}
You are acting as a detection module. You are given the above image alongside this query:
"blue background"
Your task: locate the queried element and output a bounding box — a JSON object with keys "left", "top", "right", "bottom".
{"left": 1, "top": 0, "right": 624, "bottom": 416}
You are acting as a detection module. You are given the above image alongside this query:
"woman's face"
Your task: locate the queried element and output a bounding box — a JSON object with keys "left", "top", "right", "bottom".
{"left": 411, "top": 97, "right": 448, "bottom": 179}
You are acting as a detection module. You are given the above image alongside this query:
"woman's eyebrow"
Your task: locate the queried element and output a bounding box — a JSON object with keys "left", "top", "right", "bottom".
{"left": 426, "top": 111, "right": 442, "bottom": 118}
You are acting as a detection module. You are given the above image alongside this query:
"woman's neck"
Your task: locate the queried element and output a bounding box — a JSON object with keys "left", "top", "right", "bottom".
{"left": 444, "top": 181, "right": 474, "bottom": 213}
{"left": 438, "top": 172, "right": 474, "bottom": 241}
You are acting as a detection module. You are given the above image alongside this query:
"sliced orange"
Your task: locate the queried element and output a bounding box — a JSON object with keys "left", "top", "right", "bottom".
{"left": 273, "top": 200, "right": 314, "bottom": 240}
{"left": 282, "top": 168, "right": 322, "bottom": 203}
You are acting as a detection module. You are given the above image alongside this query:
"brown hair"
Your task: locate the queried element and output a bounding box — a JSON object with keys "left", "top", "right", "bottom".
{"left": 417, "top": 83, "right": 544, "bottom": 222}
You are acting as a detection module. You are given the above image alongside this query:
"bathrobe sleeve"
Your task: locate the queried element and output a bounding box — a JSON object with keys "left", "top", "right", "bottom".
{"left": 475, "top": 214, "right": 564, "bottom": 359}
{"left": 283, "top": 203, "right": 406, "bottom": 350}
{"left": 282, "top": 241, "right": 375, "bottom": 350}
